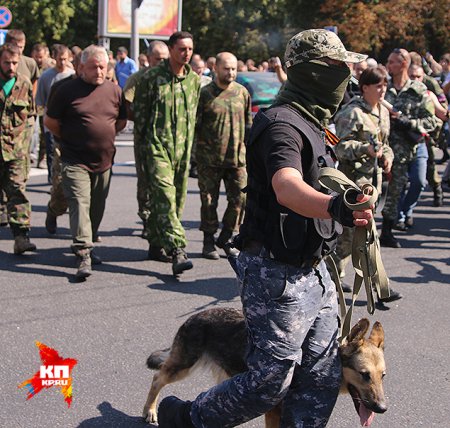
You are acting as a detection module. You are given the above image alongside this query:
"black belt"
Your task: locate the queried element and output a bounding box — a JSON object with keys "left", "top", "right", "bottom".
{"left": 242, "top": 239, "right": 321, "bottom": 269}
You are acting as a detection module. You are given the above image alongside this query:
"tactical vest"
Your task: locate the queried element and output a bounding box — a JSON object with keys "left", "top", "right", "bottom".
{"left": 239, "top": 105, "right": 338, "bottom": 266}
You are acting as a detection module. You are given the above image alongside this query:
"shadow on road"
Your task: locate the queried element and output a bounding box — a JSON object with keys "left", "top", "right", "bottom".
{"left": 77, "top": 401, "right": 149, "bottom": 427}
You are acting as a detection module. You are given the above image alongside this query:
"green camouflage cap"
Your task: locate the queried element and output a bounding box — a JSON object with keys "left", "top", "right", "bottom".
{"left": 284, "top": 29, "right": 367, "bottom": 68}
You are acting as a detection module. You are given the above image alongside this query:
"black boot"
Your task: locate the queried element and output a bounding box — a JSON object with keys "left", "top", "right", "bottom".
{"left": 433, "top": 184, "right": 443, "bottom": 207}
{"left": 379, "top": 288, "right": 403, "bottom": 303}
{"left": 216, "top": 230, "right": 239, "bottom": 257}
{"left": 158, "top": 396, "right": 195, "bottom": 428}
{"left": 379, "top": 219, "right": 401, "bottom": 248}
{"left": 202, "top": 233, "right": 219, "bottom": 260}
{"left": 148, "top": 245, "right": 171, "bottom": 262}
{"left": 172, "top": 248, "right": 193, "bottom": 275}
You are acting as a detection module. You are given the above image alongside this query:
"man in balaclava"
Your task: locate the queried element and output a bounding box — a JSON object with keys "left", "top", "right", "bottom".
{"left": 155, "top": 29, "right": 375, "bottom": 428}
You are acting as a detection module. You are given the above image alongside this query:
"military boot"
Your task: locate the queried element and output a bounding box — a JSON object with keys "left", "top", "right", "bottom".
{"left": 216, "top": 230, "right": 239, "bottom": 257}
{"left": 172, "top": 248, "right": 193, "bottom": 276}
{"left": 433, "top": 184, "right": 443, "bottom": 207}
{"left": 14, "top": 234, "right": 37, "bottom": 254}
{"left": 0, "top": 211, "right": 8, "bottom": 227}
{"left": 45, "top": 212, "right": 57, "bottom": 234}
{"left": 202, "top": 233, "right": 219, "bottom": 260}
{"left": 379, "top": 219, "right": 401, "bottom": 248}
{"left": 158, "top": 396, "right": 195, "bottom": 428}
{"left": 75, "top": 249, "right": 92, "bottom": 279}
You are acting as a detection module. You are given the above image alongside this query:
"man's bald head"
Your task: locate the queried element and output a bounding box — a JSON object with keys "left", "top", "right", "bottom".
{"left": 215, "top": 52, "right": 238, "bottom": 88}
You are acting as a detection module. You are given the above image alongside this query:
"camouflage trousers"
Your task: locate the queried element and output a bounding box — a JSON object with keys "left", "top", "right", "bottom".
{"left": 382, "top": 159, "right": 412, "bottom": 222}
{"left": 329, "top": 226, "right": 353, "bottom": 279}
{"left": 143, "top": 139, "right": 191, "bottom": 252}
{"left": 0, "top": 156, "right": 31, "bottom": 234}
{"left": 426, "top": 144, "right": 441, "bottom": 188}
{"left": 47, "top": 144, "right": 68, "bottom": 217}
{"left": 134, "top": 141, "right": 150, "bottom": 224}
{"left": 197, "top": 165, "right": 246, "bottom": 235}
{"left": 190, "top": 251, "right": 341, "bottom": 428}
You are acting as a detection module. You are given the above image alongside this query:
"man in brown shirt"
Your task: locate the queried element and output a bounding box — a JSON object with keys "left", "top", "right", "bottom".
{"left": 45, "top": 45, "right": 126, "bottom": 280}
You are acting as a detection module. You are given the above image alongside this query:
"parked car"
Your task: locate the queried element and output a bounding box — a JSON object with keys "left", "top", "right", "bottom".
{"left": 236, "top": 72, "right": 282, "bottom": 116}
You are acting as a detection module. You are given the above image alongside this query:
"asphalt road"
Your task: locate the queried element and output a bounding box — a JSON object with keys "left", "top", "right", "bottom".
{"left": 1, "top": 137, "right": 449, "bottom": 428}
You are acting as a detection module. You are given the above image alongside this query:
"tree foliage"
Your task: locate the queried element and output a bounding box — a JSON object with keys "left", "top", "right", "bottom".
{"left": 5, "top": 0, "right": 98, "bottom": 52}
{"left": 4, "top": 0, "right": 449, "bottom": 61}
{"left": 316, "top": 0, "right": 450, "bottom": 58}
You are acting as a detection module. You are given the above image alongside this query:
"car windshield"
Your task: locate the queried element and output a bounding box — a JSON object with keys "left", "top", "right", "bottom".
{"left": 236, "top": 72, "right": 282, "bottom": 105}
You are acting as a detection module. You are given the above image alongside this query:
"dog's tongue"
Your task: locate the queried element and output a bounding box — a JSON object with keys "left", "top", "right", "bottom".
{"left": 359, "top": 403, "right": 375, "bottom": 427}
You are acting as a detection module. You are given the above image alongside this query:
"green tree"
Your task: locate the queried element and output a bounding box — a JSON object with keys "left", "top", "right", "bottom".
{"left": 5, "top": 0, "right": 97, "bottom": 51}
{"left": 182, "top": 0, "right": 288, "bottom": 62}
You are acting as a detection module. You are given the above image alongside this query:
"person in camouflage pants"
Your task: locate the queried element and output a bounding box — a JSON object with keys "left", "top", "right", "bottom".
{"left": 195, "top": 52, "right": 252, "bottom": 260}
{"left": 0, "top": 44, "right": 37, "bottom": 254}
{"left": 380, "top": 49, "right": 438, "bottom": 248}
{"left": 133, "top": 32, "right": 200, "bottom": 275}
{"left": 123, "top": 41, "right": 169, "bottom": 240}
{"left": 157, "top": 29, "right": 373, "bottom": 428}
{"left": 332, "top": 66, "right": 394, "bottom": 284}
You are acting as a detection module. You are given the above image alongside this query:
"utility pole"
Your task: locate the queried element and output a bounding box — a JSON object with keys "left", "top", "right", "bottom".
{"left": 131, "top": 0, "right": 143, "bottom": 64}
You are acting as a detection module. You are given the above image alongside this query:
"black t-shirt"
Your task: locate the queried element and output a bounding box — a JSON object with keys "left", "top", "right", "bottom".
{"left": 246, "top": 121, "right": 313, "bottom": 191}
{"left": 47, "top": 77, "right": 126, "bottom": 173}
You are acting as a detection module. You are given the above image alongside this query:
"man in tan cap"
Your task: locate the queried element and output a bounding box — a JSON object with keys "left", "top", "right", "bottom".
{"left": 156, "top": 29, "right": 375, "bottom": 428}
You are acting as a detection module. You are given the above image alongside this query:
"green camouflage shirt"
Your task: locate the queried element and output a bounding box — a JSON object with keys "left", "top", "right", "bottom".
{"left": 0, "top": 73, "right": 35, "bottom": 161}
{"left": 132, "top": 59, "right": 200, "bottom": 158}
{"left": 334, "top": 96, "right": 393, "bottom": 186}
{"left": 196, "top": 80, "right": 252, "bottom": 168}
{"left": 385, "top": 79, "right": 438, "bottom": 163}
{"left": 123, "top": 67, "right": 147, "bottom": 103}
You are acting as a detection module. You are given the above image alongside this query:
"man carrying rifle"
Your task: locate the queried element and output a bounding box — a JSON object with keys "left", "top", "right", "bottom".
{"left": 381, "top": 48, "right": 438, "bottom": 248}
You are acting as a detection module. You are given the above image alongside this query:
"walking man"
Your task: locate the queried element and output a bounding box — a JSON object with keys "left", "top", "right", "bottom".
{"left": 195, "top": 52, "right": 252, "bottom": 260}
{"left": 380, "top": 48, "right": 438, "bottom": 247}
{"left": 45, "top": 45, "right": 127, "bottom": 279}
{"left": 156, "top": 29, "right": 373, "bottom": 427}
{"left": 36, "top": 44, "right": 75, "bottom": 180}
{"left": 115, "top": 46, "right": 138, "bottom": 89}
{"left": 123, "top": 41, "right": 169, "bottom": 240}
{"left": 133, "top": 31, "right": 200, "bottom": 275}
{"left": 0, "top": 43, "right": 37, "bottom": 254}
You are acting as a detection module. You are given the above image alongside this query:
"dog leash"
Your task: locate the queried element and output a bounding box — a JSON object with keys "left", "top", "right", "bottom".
{"left": 319, "top": 167, "right": 391, "bottom": 341}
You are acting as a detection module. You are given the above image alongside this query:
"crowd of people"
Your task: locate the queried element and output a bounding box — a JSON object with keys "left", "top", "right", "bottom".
{"left": 1, "top": 25, "right": 449, "bottom": 428}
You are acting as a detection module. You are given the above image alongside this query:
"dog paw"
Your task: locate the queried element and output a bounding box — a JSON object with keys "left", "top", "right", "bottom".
{"left": 143, "top": 408, "right": 158, "bottom": 425}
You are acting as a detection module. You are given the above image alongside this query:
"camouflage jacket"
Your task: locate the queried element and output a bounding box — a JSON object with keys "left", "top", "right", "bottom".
{"left": 195, "top": 81, "right": 252, "bottom": 168}
{"left": 0, "top": 73, "right": 35, "bottom": 161}
{"left": 334, "top": 97, "right": 393, "bottom": 186}
{"left": 123, "top": 66, "right": 147, "bottom": 103}
{"left": 132, "top": 59, "right": 200, "bottom": 156}
{"left": 385, "top": 79, "right": 438, "bottom": 163}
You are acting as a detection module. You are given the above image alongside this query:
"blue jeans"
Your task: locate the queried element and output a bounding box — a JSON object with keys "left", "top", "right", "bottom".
{"left": 398, "top": 142, "right": 428, "bottom": 222}
{"left": 190, "top": 251, "right": 341, "bottom": 427}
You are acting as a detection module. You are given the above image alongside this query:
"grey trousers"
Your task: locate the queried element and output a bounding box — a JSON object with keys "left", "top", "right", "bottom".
{"left": 61, "top": 163, "right": 111, "bottom": 253}
{"left": 190, "top": 252, "right": 341, "bottom": 428}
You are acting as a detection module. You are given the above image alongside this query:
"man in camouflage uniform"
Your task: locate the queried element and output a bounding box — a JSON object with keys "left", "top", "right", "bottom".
{"left": 195, "top": 52, "right": 252, "bottom": 260}
{"left": 123, "top": 41, "right": 169, "bottom": 242}
{"left": 332, "top": 66, "right": 394, "bottom": 283}
{"left": 133, "top": 32, "right": 200, "bottom": 275}
{"left": 1, "top": 30, "right": 40, "bottom": 226}
{"left": 0, "top": 44, "right": 37, "bottom": 254}
{"left": 156, "top": 30, "right": 373, "bottom": 428}
{"left": 380, "top": 49, "right": 438, "bottom": 247}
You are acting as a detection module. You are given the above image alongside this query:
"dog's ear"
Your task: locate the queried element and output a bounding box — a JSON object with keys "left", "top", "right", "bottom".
{"left": 368, "top": 321, "right": 385, "bottom": 349}
{"left": 347, "top": 318, "right": 370, "bottom": 345}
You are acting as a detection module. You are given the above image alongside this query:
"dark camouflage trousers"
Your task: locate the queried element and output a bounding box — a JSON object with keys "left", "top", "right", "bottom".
{"left": 47, "top": 145, "right": 68, "bottom": 217}
{"left": 134, "top": 141, "right": 150, "bottom": 224}
{"left": 190, "top": 251, "right": 341, "bottom": 428}
{"left": 382, "top": 160, "right": 411, "bottom": 222}
{"left": 0, "top": 156, "right": 31, "bottom": 233}
{"left": 197, "top": 165, "right": 246, "bottom": 235}
{"left": 426, "top": 144, "right": 441, "bottom": 188}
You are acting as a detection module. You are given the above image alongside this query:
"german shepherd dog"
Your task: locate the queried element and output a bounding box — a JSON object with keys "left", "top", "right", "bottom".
{"left": 143, "top": 308, "right": 387, "bottom": 427}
